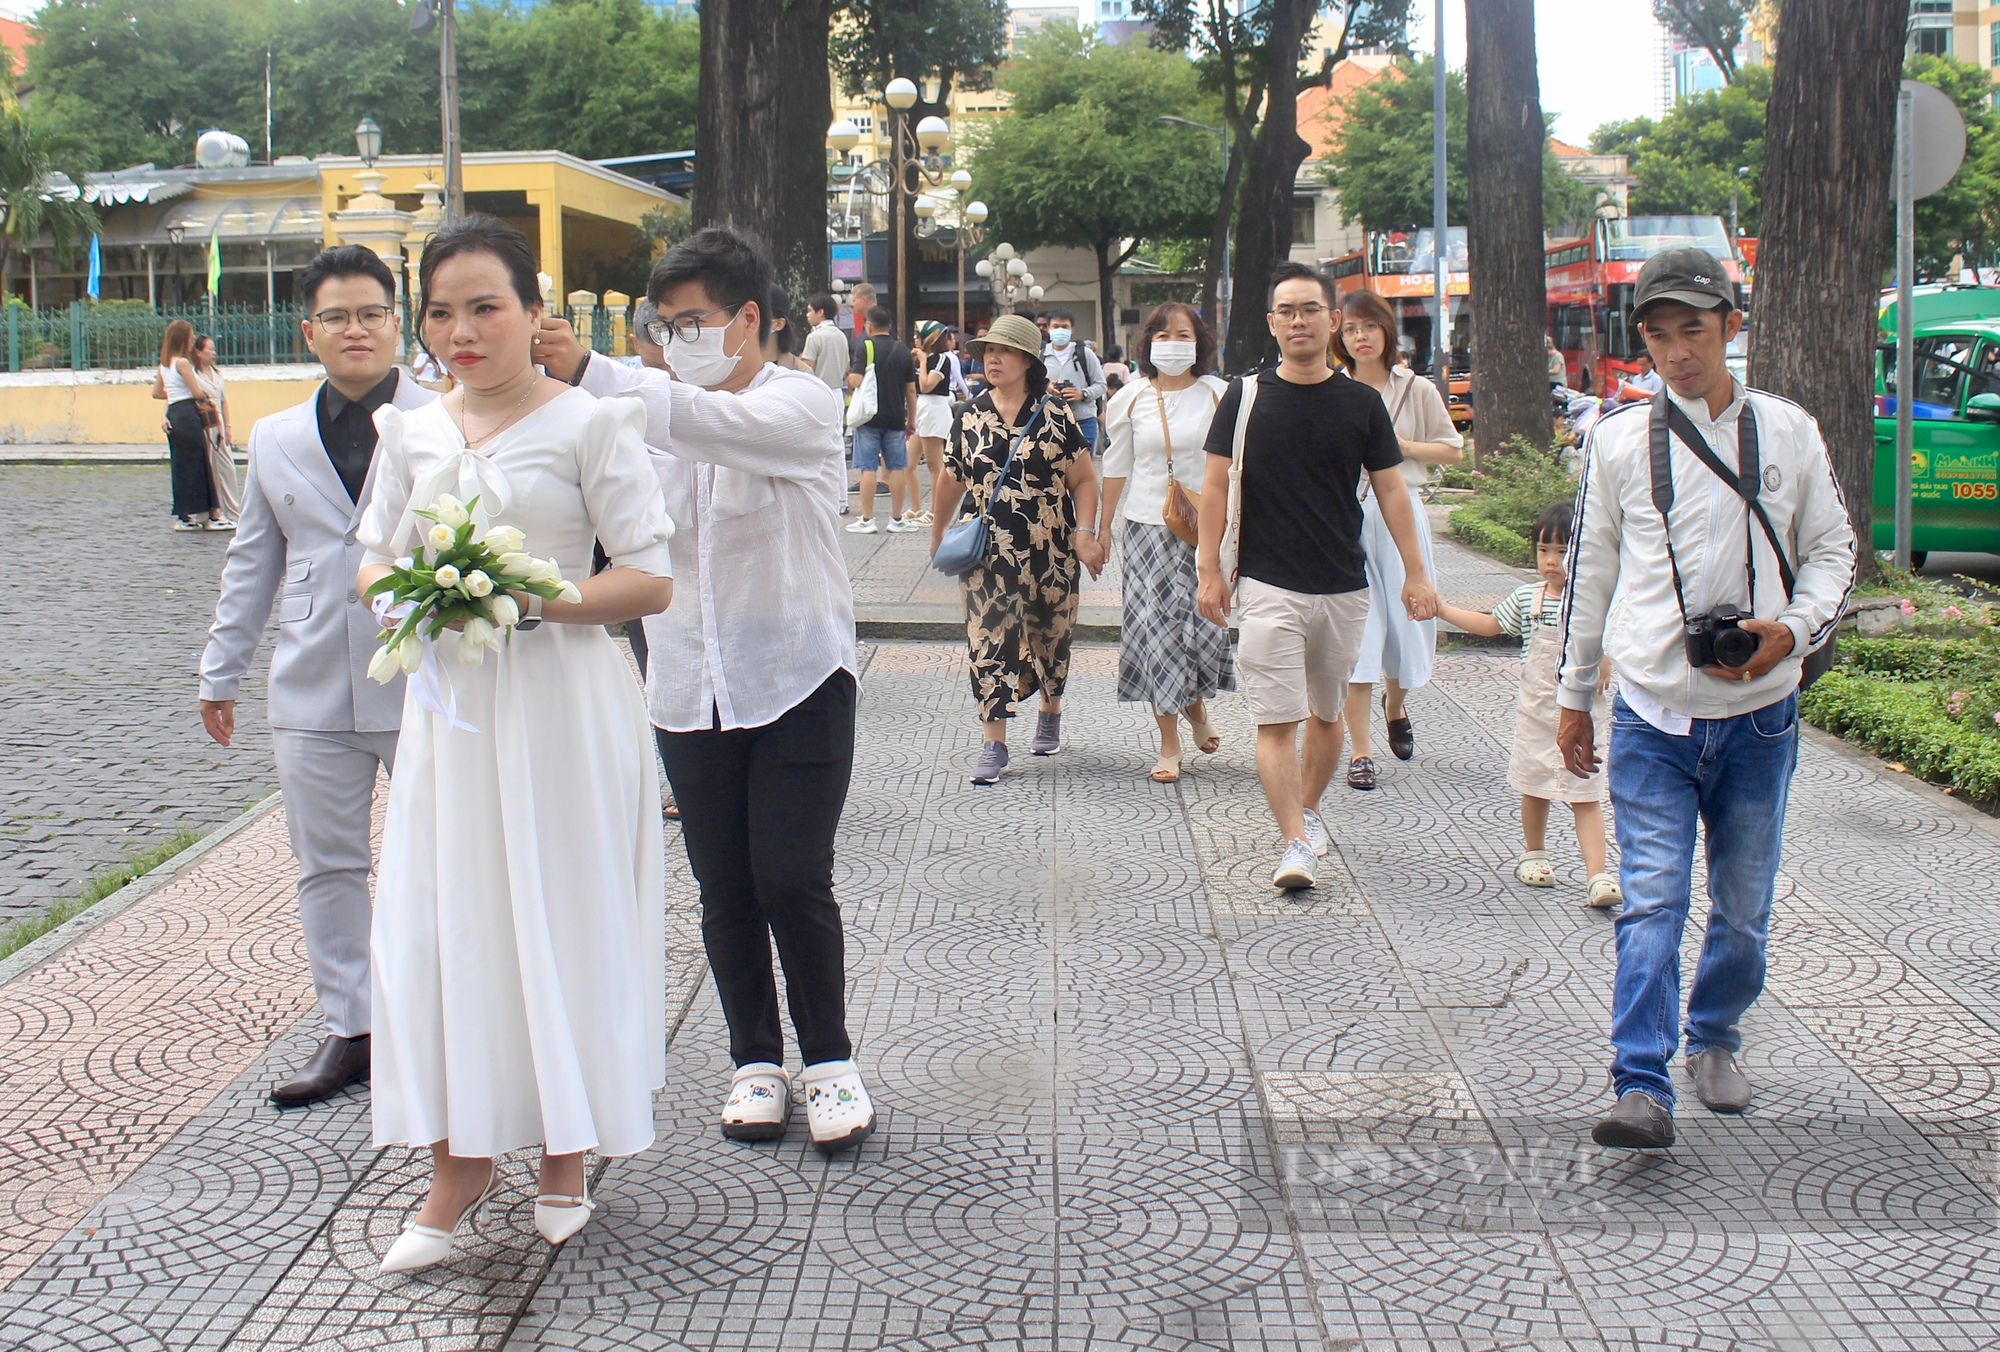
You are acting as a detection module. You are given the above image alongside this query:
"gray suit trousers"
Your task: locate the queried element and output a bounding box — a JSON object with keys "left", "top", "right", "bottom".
{"left": 272, "top": 727, "right": 398, "bottom": 1039}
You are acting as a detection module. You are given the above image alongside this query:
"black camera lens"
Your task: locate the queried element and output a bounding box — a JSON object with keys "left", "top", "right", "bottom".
{"left": 1712, "top": 624, "right": 1759, "bottom": 669}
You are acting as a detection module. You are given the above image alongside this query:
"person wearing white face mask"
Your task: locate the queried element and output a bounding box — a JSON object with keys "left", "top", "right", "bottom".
{"left": 1042, "top": 309, "right": 1107, "bottom": 454}
{"left": 1099, "top": 303, "right": 1235, "bottom": 783}
{"left": 536, "top": 227, "right": 875, "bottom": 1158}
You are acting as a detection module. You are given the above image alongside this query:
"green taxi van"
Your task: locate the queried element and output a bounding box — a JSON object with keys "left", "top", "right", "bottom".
{"left": 1875, "top": 288, "right": 2000, "bottom": 565}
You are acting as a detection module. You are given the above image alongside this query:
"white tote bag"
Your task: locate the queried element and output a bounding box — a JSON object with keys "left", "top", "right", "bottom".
{"left": 1216, "top": 373, "right": 1259, "bottom": 595}
{"left": 845, "top": 338, "right": 879, "bottom": 430}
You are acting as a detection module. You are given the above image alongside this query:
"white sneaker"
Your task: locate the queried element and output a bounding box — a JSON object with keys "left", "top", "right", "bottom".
{"left": 885, "top": 516, "right": 919, "bottom": 533}
{"left": 1302, "top": 808, "right": 1329, "bottom": 857}
{"left": 844, "top": 516, "right": 879, "bottom": 534}
{"left": 801, "top": 1058, "right": 876, "bottom": 1154}
{"left": 719, "top": 1062, "right": 792, "bottom": 1141}
{"left": 1273, "top": 839, "right": 1318, "bottom": 890}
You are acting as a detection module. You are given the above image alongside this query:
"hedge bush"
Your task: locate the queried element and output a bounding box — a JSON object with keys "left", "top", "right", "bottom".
{"left": 1802, "top": 670, "right": 2000, "bottom": 810}
{"left": 1463, "top": 435, "right": 1577, "bottom": 538}
{"left": 1838, "top": 636, "right": 1999, "bottom": 683}
{"left": 1448, "top": 507, "right": 1534, "bottom": 566}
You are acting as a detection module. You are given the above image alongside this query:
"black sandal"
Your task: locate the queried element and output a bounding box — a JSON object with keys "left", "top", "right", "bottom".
{"left": 1346, "top": 757, "right": 1377, "bottom": 791}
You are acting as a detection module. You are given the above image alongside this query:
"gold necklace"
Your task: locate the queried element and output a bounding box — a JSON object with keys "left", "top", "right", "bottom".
{"left": 456, "top": 377, "right": 539, "bottom": 447}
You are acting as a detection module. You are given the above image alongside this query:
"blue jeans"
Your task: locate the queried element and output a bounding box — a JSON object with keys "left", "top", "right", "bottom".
{"left": 1605, "top": 690, "right": 1799, "bottom": 1109}
{"left": 852, "top": 426, "right": 908, "bottom": 472}
{"left": 1076, "top": 416, "right": 1099, "bottom": 456}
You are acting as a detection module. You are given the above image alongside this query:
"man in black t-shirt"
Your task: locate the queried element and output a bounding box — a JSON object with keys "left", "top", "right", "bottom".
{"left": 845, "top": 306, "right": 920, "bottom": 532}
{"left": 1197, "top": 263, "right": 1439, "bottom": 890}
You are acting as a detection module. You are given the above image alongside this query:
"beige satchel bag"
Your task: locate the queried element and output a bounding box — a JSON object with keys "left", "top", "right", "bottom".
{"left": 1156, "top": 382, "right": 1218, "bottom": 547}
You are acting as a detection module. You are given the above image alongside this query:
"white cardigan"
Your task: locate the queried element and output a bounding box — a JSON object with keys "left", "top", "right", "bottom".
{"left": 1368, "top": 365, "right": 1464, "bottom": 488}
{"left": 1101, "top": 373, "right": 1230, "bottom": 525}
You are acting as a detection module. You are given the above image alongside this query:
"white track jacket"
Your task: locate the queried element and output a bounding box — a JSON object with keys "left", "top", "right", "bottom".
{"left": 1557, "top": 380, "right": 1856, "bottom": 728}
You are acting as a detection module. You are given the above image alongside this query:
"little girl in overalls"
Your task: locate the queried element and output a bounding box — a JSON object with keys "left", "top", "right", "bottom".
{"left": 1440, "top": 501, "right": 1622, "bottom": 909}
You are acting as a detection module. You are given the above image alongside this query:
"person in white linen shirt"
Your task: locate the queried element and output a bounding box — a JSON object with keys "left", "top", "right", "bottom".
{"left": 1332, "top": 289, "right": 1464, "bottom": 790}
{"left": 1096, "top": 301, "right": 1234, "bottom": 784}
{"left": 355, "top": 215, "right": 675, "bottom": 1274}
{"left": 537, "top": 227, "right": 877, "bottom": 1157}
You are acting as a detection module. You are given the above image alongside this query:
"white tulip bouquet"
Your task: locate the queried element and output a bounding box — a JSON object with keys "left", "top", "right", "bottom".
{"left": 364, "top": 492, "right": 580, "bottom": 683}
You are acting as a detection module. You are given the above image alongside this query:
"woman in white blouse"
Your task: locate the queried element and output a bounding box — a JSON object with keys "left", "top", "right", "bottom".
{"left": 1098, "top": 303, "right": 1234, "bottom": 783}
{"left": 1334, "top": 289, "right": 1464, "bottom": 790}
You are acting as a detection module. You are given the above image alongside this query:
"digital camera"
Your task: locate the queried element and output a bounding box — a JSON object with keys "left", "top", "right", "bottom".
{"left": 1684, "top": 604, "right": 1760, "bottom": 670}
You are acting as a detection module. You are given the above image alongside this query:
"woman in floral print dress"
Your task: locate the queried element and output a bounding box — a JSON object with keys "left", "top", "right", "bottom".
{"left": 929, "top": 313, "right": 1105, "bottom": 785}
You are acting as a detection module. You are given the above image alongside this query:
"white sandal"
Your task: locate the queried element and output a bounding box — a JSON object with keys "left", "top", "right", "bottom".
{"left": 1514, "top": 850, "right": 1555, "bottom": 888}
{"left": 534, "top": 1171, "right": 597, "bottom": 1245}
{"left": 720, "top": 1062, "right": 791, "bottom": 1142}
{"left": 1584, "top": 872, "right": 1623, "bottom": 909}
{"left": 802, "top": 1058, "right": 876, "bottom": 1154}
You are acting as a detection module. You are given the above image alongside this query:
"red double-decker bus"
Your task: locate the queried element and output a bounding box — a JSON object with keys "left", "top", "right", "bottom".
{"left": 1546, "top": 215, "right": 1744, "bottom": 396}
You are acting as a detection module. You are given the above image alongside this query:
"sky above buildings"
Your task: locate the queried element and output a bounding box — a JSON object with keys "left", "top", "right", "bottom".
{"left": 1412, "top": 0, "right": 1665, "bottom": 145}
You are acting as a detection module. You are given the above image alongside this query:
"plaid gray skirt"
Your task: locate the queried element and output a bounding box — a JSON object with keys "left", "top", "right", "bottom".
{"left": 1117, "top": 520, "right": 1236, "bottom": 710}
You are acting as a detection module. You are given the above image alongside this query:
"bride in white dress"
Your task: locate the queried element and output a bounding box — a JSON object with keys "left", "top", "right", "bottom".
{"left": 354, "top": 215, "right": 675, "bottom": 1274}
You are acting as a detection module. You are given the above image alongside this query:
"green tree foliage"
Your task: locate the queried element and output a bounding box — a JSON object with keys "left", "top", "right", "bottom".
{"left": 967, "top": 22, "right": 1220, "bottom": 341}
{"left": 26, "top": 0, "right": 697, "bottom": 173}
{"left": 1320, "top": 58, "right": 1594, "bottom": 233}
{"left": 829, "top": 0, "right": 1008, "bottom": 100}
{"left": 0, "top": 86, "right": 102, "bottom": 295}
{"left": 1588, "top": 63, "right": 1768, "bottom": 232}
{"left": 1654, "top": 0, "right": 1751, "bottom": 83}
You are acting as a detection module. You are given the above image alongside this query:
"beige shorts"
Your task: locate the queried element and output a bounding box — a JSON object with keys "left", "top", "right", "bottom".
{"left": 1235, "top": 577, "right": 1370, "bottom": 725}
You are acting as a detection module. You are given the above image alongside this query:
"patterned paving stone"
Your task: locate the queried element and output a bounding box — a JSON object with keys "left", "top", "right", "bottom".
{"left": 8, "top": 528, "right": 2000, "bottom": 1350}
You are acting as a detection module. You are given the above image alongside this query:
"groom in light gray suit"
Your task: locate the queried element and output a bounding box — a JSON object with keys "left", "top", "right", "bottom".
{"left": 200, "top": 245, "right": 437, "bottom": 1107}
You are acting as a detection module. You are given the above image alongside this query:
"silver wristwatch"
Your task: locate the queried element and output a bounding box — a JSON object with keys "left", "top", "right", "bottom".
{"left": 516, "top": 593, "right": 544, "bottom": 631}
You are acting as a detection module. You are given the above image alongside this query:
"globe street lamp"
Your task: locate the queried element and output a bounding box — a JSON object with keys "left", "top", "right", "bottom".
{"left": 354, "top": 115, "right": 384, "bottom": 166}
{"left": 826, "top": 78, "right": 954, "bottom": 338}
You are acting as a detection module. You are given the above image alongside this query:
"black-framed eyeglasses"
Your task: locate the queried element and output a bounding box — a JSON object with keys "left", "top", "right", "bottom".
{"left": 310, "top": 305, "right": 395, "bottom": 333}
{"left": 1271, "top": 303, "right": 1330, "bottom": 322}
{"left": 646, "top": 303, "right": 742, "bottom": 347}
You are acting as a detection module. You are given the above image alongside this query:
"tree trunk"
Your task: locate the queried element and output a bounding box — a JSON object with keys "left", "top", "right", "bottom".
{"left": 1223, "top": 0, "right": 1315, "bottom": 373}
{"left": 1747, "top": 0, "right": 1904, "bottom": 583}
{"left": 1095, "top": 236, "right": 1119, "bottom": 355}
{"left": 1464, "top": 0, "right": 1549, "bottom": 454}
{"left": 694, "top": 0, "right": 831, "bottom": 299}
{"left": 1201, "top": 137, "right": 1245, "bottom": 333}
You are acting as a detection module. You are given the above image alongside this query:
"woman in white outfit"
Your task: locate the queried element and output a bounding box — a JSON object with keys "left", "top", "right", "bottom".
{"left": 355, "top": 215, "right": 675, "bottom": 1275}
{"left": 1335, "top": 288, "right": 1464, "bottom": 790}
{"left": 912, "top": 319, "right": 954, "bottom": 523}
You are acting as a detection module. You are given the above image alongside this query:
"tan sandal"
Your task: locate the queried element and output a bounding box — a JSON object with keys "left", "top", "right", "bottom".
{"left": 1185, "top": 714, "right": 1222, "bottom": 755}
{"left": 1150, "top": 753, "right": 1182, "bottom": 783}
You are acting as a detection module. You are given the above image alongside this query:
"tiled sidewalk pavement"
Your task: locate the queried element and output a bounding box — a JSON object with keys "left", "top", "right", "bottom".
{"left": 5, "top": 534, "right": 2000, "bottom": 1348}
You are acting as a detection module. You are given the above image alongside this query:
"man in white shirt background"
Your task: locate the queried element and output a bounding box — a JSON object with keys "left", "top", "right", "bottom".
{"left": 1557, "top": 248, "right": 1855, "bottom": 1150}
{"left": 538, "top": 229, "right": 875, "bottom": 1155}
{"left": 801, "top": 293, "right": 850, "bottom": 396}
{"left": 1041, "top": 309, "right": 1107, "bottom": 454}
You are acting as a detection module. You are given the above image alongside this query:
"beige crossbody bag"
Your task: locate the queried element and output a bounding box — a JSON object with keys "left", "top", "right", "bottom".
{"left": 1156, "top": 380, "right": 1220, "bottom": 548}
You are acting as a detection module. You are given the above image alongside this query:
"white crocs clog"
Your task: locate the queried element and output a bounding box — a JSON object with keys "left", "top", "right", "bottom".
{"left": 802, "top": 1059, "right": 876, "bottom": 1154}
{"left": 720, "top": 1062, "right": 792, "bottom": 1142}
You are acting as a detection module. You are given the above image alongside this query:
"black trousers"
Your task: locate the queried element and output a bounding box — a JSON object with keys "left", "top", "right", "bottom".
{"left": 167, "top": 400, "right": 216, "bottom": 517}
{"left": 656, "top": 671, "right": 856, "bottom": 1068}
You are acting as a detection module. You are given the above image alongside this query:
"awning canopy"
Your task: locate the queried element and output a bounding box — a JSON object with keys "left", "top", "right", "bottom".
{"left": 97, "top": 195, "right": 327, "bottom": 248}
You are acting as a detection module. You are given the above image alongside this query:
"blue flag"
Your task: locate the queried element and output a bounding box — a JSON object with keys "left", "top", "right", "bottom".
{"left": 86, "top": 234, "right": 101, "bottom": 300}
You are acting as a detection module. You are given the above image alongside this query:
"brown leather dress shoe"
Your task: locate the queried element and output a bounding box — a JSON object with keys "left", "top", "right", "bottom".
{"left": 1385, "top": 713, "right": 1415, "bottom": 761}
{"left": 270, "top": 1034, "right": 370, "bottom": 1107}
{"left": 1688, "top": 1047, "right": 1753, "bottom": 1112}
{"left": 1592, "top": 1089, "right": 1675, "bottom": 1148}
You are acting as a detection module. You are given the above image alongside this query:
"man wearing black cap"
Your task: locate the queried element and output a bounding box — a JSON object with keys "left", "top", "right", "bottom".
{"left": 1555, "top": 247, "right": 1856, "bottom": 1149}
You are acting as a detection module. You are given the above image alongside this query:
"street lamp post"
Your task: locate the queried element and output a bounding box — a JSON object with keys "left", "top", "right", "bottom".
{"left": 1730, "top": 165, "right": 1750, "bottom": 253}
{"left": 876, "top": 79, "right": 953, "bottom": 336}
{"left": 975, "top": 242, "right": 1038, "bottom": 315}
{"left": 166, "top": 222, "right": 186, "bottom": 308}
{"left": 1159, "top": 115, "right": 1230, "bottom": 337}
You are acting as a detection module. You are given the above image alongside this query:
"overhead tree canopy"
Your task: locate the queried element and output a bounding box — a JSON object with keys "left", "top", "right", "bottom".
{"left": 1320, "top": 57, "right": 1595, "bottom": 236}
{"left": 1653, "top": 0, "right": 1753, "bottom": 85}
{"left": 0, "top": 84, "right": 101, "bottom": 296}
{"left": 1587, "top": 63, "right": 1768, "bottom": 233}
{"left": 26, "top": 0, "right": 698, "bottom": 172}
{"left": 967, "top": 21, "right": 1220, "bottom": 344}
{"left": 1136, "top": 0, "right": 1412, "bottom": 350}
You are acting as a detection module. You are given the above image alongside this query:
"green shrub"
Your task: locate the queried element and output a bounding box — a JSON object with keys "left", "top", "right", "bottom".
{"left": 1436, "top": 463, "right": 1477, "bottom": 491}
{"left": 1465, "top": 435, "right": 1577, "bottom": 538}
{"left": 1802, "top": 671, "right": 2000, "bottom": 809}
{"left": 1838, "top": 636, "right": 1999, "bottom": 683}
{"left": 1449, "top": 507, "right": 1534, "bottom": 566}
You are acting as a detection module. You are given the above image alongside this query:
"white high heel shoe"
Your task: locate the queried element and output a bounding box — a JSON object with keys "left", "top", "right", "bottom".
{"left": 533, "top": 1172, "right": 596, "bottom": 1245}
{"left": 378, "top": 1165, "right": 504, "bottom": 1276}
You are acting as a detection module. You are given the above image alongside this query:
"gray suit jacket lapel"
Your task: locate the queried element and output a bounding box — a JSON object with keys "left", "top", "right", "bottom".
{"left": 278, "top": 386, "right": 356, "bottom": 517}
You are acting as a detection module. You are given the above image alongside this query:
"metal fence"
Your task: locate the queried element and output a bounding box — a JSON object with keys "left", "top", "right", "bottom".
{"left": 2, "top": 299, "right": 636, "bottom": 373}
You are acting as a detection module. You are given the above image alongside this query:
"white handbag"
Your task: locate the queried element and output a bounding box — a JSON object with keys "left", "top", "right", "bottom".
{"left": 1215, "top": 373, "right": 1259, "bottom": 595}
{"left": 845, "top": 339, "right": 879, "bottom": 430}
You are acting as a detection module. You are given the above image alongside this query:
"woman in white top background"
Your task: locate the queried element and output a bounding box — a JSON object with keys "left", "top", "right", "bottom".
{"left": 190, "top": 334, "right": 243, "bottom": 521}
{"left": 1334, "top": 288, "right": 1464, "bottom": 790}
{"left": 355, "top": 214, "right": 675, "bottom": 1275}
{"left": 1098, "top": 302, "right": 1234, "bottom": 784}
{"left": 157, "top": 319, "right": 224, "bottom": 531}
{"left": 912, "top": 319, "right": 954, "bottom": 523}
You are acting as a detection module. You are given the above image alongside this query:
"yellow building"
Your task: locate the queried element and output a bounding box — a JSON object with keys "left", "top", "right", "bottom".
{"left": 21, "top": 150, "right": 678, "bottom": 312}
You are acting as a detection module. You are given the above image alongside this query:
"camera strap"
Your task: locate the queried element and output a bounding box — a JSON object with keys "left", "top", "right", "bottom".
{"left": 1648, "top": 392, "right": 1791, "bottom": 621}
